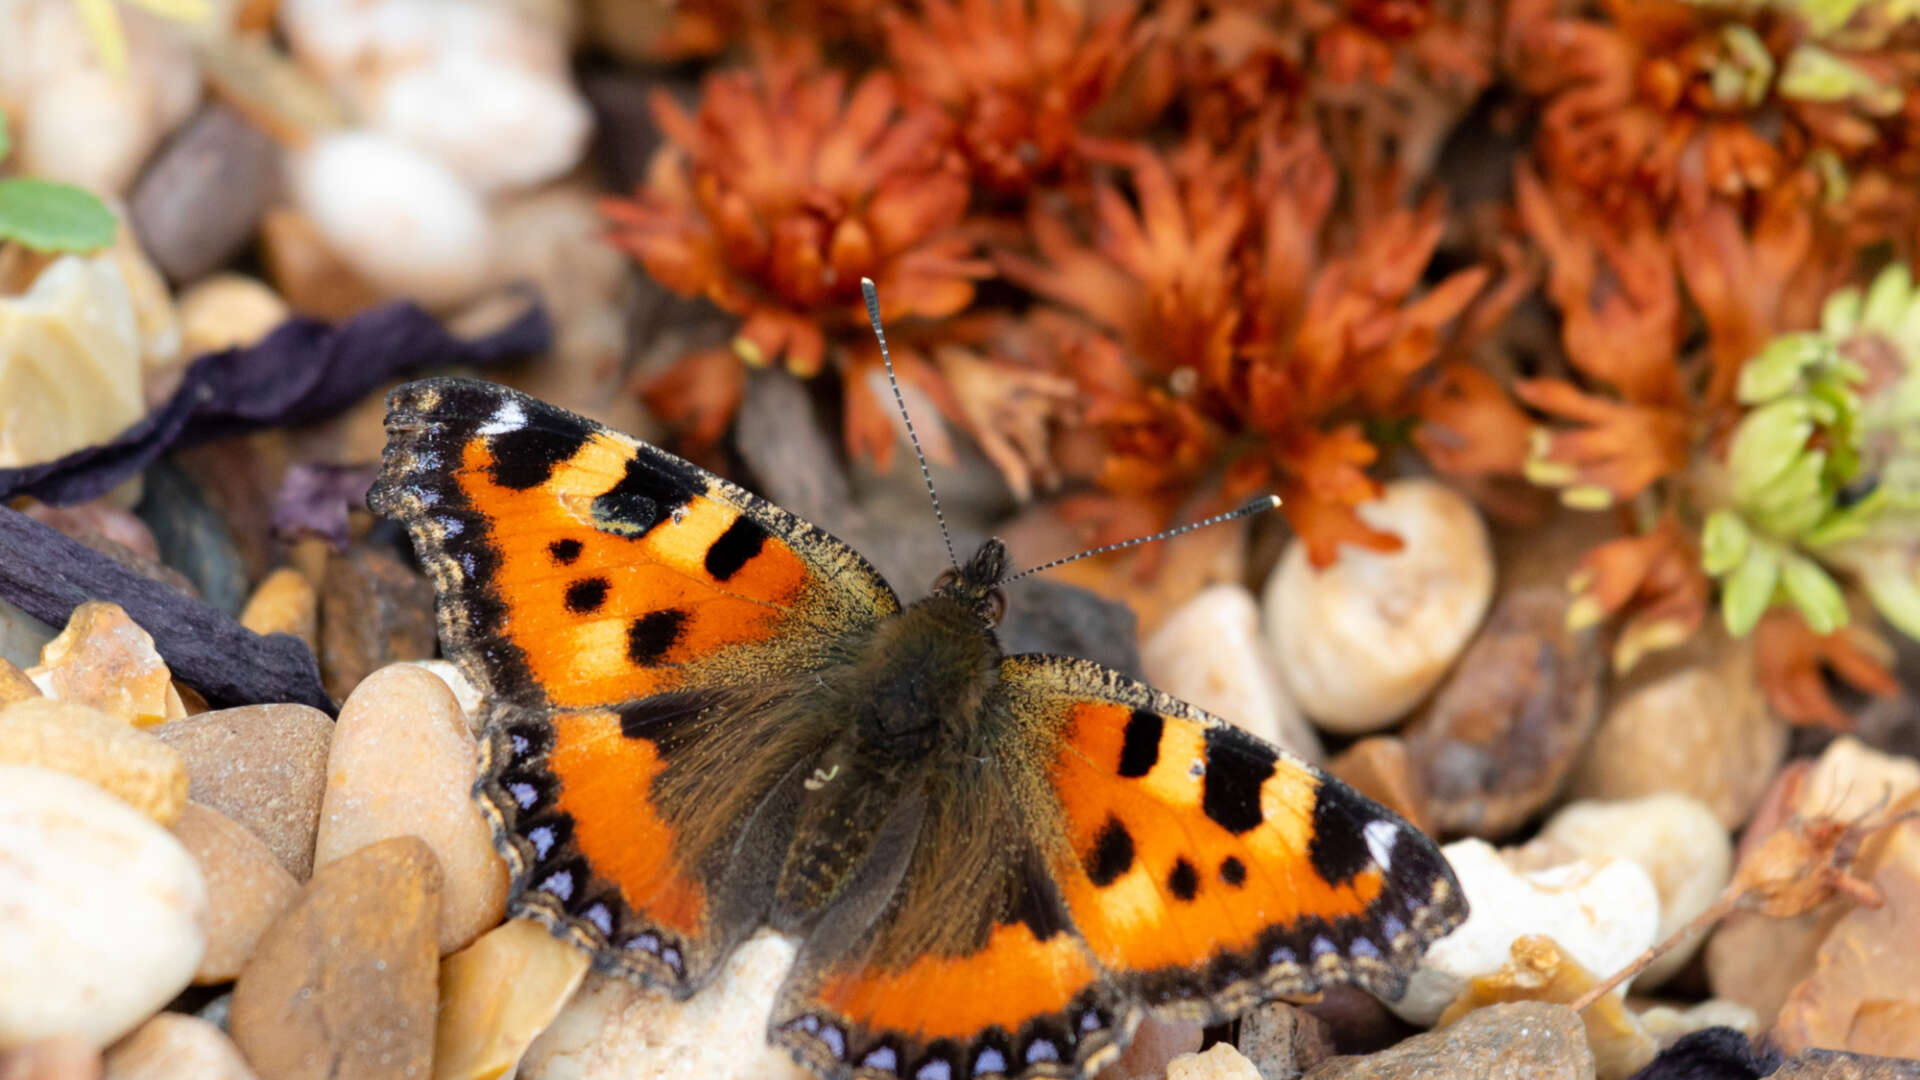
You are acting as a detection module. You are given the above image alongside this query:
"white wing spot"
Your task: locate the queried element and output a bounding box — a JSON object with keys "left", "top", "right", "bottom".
{"left": 477, "top": 400, "right": 527, "bottom": 435}
{"left": 1364, "top": 819, "right": 1400, "bottom": 872}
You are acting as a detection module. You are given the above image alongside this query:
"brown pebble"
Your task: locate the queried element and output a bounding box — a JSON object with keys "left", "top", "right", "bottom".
{"left": 1102, "top": 1017, "right": 1203, "bottom": 1080}
{"left": 229, "top": 837, "right": 443, "bottom": 1080}
{"left": 130, "top": 103, "right": 282, "bottom": 286}
{"left": 0, "top": 1037, "right": 101, "bottom": 1080}
{"left": 318, "top": 546, "right": 438, "bottom": 701}
{"left": 102, "top": 1013, "right": 256, "bottom": 1080}
{"left": 173, "top": 802, "right": 301, "bottom": 984}
{"left": 0, "top": 698, "right": 188, "bottom": 825}
{"left": 153, "top": 704, "right": 333, "bottom": 879}
{"left": 1403, "top": 587, "right": 1602, "bottom": 838}
{"left": 1304, "top": 1002, "right": 1594, "bottom": 1079}
{"left": 433, "top": 918, "right": 590, "bottom": 1080}
{"left": 1770, "top": 1049, "right": 1920, "bottom": 1078}
{"left": 0, "top": 656, "right": 40, "bottom": 705}
{"left": 178, "top": 274, "right": 291, "bottom": 356}
{"left": 1238, "top": 1001, "right": 1334, "bottom": 1080}
{"left": 1327, "top": 738, "right": 1433, "bottom": 837}
{"left": 260, "top": 208, "right": 383, "bottom": 321}
{"left": 29, "top": 602, "right": 184, "bottom": 728}
{"left": 238, "top": 568, "right": 318, "bottom": 650}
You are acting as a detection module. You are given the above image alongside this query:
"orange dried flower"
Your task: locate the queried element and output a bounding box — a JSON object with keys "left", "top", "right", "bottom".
{"left": 602, "top": 51, "right": 990, "bottom": 377}
{"left": 1752, "top": 608, "right": 1900, "bottom": 730}
{"left": 1565, "top": 516, "right": 1710, "bottom": 671}
{"left": 882, "top": 0, "right": 1148, "bottom": 195}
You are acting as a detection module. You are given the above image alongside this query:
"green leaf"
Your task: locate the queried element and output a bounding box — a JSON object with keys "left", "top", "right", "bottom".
{"left": 1730, "top": 398, "right": 1815, "bottom": 503}
{"left": 1701, "top": 510, "right": 1752, "bottom": 576}
{"left": 0, "top": 178, "right": 118, "bottom": 253}
{"left": 1722, "top": 541, "right": 1782, "bottom": 636}
{"left": 1780, "top": 553, "right": 1848, "bottom": 634}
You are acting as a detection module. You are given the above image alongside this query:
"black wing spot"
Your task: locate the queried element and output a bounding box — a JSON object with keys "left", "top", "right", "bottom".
{"left": 1309, "top": 779, "right": 1383, "bottom": 887}
{"left": 548, "top": 538, "right": 582, "bottom": 564}
{"left": 1085, "top": 816, "right": 1134, "bottom": 887}
{"left": 704, "top": 515, "right": 769, "bottom": 581}
{"left": 1220, "top": 855, "right": 1247, "bottom": 887}
{"left": 591, "top": 454, "right": 703, "bottom": 538}
{"left": 627, "top": 609, "right": 688, "bottom": 665}
{"left": 1201, "top": 727, "right": 1276, "bottom": 835}
{"left": 564, "top": 577, "right": 609, "bottom": 614}
{"left": 1167, "top": 857, "right": 1200, "bottom": 902}
{"left": 1117, "top": 709, "right": 1163, "bottom": 778}
{"left": 487, "top": 424, "right": 590, "bottom": 490}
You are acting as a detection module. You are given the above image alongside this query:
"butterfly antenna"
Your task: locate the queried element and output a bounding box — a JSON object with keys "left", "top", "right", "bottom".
{"left": 1001, "top": 496, "right": 1283, "bottom": 584}
{"left": 862, "top": 277, "right": 959, "bottom": 571}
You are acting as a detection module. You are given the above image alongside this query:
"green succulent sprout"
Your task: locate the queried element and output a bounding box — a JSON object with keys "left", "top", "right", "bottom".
{"left": 1704, "top": 263, "right": 1920, "bottom": 639}
{"left": 0, "top": 114, "right": 119, "bottom": 254}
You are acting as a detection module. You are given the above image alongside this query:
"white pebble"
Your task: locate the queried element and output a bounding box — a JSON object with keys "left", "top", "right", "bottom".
{"left": 1142, "top": 584, "right": 1323, "bottom": 763}
{"left": 1391, "top": 839, "right": 1659, "bottom": 1026}
{"left": 1537, "top": 794, "right": 1731, "bottom": 988}
{"left": 0, "top": 764, "right": 208, "bottom": 1048}
{"left": 289, "top": 131, "right": 493, "bottom": 307}
{"left": 1264, "top": 479, "right": 1494, "bottom": 733}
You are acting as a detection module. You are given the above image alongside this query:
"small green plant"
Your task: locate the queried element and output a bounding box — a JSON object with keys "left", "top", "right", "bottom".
{"left": 1703, "top": 263, "right": 1920, "bottom": 638}
{"left": 0, "top": 114, "right": 119, "bottom": 254}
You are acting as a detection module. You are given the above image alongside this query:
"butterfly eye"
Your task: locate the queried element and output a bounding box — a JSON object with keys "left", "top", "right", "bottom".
{"left": 984, "top": 589, "right": 1007, "bottom": 625}
{"left": 935, "top": 569, "right": 960, "bottom": 591}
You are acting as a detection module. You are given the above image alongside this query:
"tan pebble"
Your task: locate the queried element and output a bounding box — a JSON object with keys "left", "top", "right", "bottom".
{"left": 317, "top": 664, "right": 507, "bottom": 953}
{"left": 1167, "top": 1044, "right": 1261, "bottom": 1080}
{"left": 1437, "top": 935, "right": 1656, "bottom": 1080}
{"left": 0, "top": 765, "right": 208, "bottom": 1048}
{"left": 237, "top": 567, "right": 318, "bottom": 648}
{"left": 176, "top": 274, "right": 290, "bottom": 356}
{"left": 0, "top": 1036, "right": 101, "bottom": 1080}
{"left": 405, "top": 660, "right": 484, "bottom": 729}
{"left": 1796, "top": 736, "right": 1920, "bottom": 821}
{"left": 1327, "top": 736, "right": 1433, "bottom": 837}
{"left": 0, "top": 257, "right": 146, "bottom": 471}
{"left": 317, "top": 546, "right": 438, "bottom": 701}
{"left": 1309, "top": 1002, "right": 1593, "bottom": 1079}
{"left": 153, "top": 704, "right": 333, "bottom": 879}
{"left": 434, "top": 919, "right": 590, "bottom": 1080}
{"left": 259, "top": 207, "right": 385, "bottom": 321}
{"left": 0, "top": 698, "right": 188, "bottom": 825}
{"left": 28, "top": 602, "right": 177, "bottom": 727}
{"left": 0, "top": 656, "right": 41, "bottom": 705}
{"left": 102, "top": 1014, "right": 256, "bottom": 1080}
{"left": 172, "top": 802, "right": 301, "bottom": 984}
{"left": 1101, "top": 1017, "right": 1203, "bottom": 1080}
{"left": 229, "top": 837, "right": 443, "bottom": 1080}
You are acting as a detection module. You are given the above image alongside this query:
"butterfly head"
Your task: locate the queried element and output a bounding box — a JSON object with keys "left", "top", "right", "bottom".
{"left": 932, "top": 539, "right": 1009, "bottom": 626}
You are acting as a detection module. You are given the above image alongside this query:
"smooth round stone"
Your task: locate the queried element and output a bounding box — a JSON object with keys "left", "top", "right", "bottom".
{"left": 1141, "top": 583, "right": 1322, "bottom": 763}
{"left": 1391, "top": 839, "right": 1659, "bottom": 1026}
{"left": 1535, "top": 794, "right": 1731, "bottom": 988}
{"left": 1264, "top": 479, "right": 1494, "bottom": 733}
{"left": 0, "top": 698, "right": 187, "bottom": 824}
{"left": 434, "top": 919, "right": 590, "bottom": 1080}
{"left": 103, "top": 1014, "right": 257, "bottom": 1080}
{"left": 153, "top": 704, "right": 333, "bottom": 879}
{"left": 521, "top": 932, "right": 810, "bottom": 1080}
{"left": 1798, "top": 735, "right": 1920, "bottom": 821}
{"left": 1310, "top": 1002, "right": 1592, "bottom": 1079}
{"left": 231, "top": 837, "right": 442, "bottom": 1080}
{"left": 0, "top": 764, "right": 208, "bottom": 1048}
{"left": 0, "top": 1036, "right": 100, "bottom": 1079}
{"left": 177, "top": 275, "right": 291, "bottom": 359}
{"left": 236, "top": 567, "right": 318, "bottom": 649}
{"left": 315, "top": 664, "right": 507, "bottom": 953}
{"left": 172, "top": 802, "right": 300, "bottom": 984}
{"left": 289, "top": 131, "right": 493, "bottom": 307}
{"left": 1166, "top": 1044, "right": 1261, "bottom": 1080}
{"left": 370, "top": 49, "right": 590, "bottom": 192}
{"left": 403, "top": 660, "right": 483, "bottom": 730}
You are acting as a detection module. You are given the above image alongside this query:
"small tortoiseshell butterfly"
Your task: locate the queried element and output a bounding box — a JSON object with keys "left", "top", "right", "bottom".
{"left": 370, "top": 304, "right": 1465, "bottom": 1079}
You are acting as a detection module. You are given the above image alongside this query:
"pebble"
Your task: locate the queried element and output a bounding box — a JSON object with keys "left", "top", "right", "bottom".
{"left": 316, "top": 664, "right": 508, "bottom": 953}
{"left": 0, "top": 764, "right": 207, "bottom": 1048}
{"left": 0, "top": 1037, "right": 100, "bottom": 1080}
{"left": 318, "top": 545, "right": 439, "bottom": 701}
{"left": 0, "top": 657, "right": 41, "bottom": 706}
{"left": 229, "top": 836, "right": 443, "bottom": 1080}
{"left": 0, "top": 256, "right": 146, "bottom": 471}
{"left": 1327, "top": 737, "right": 1433, "bottom": 836}
{"left": 1774, "top": 813, "right": 1920, "bottom": 1057}
{"left": 1142, "top": 584, "right": 1323, "bottom": 762}
{"left": 102, "top": 208, "right": 184, "bottom": 384}
{"left": 1103, "top": 1018, "right": 1203, "bottom": 1080}
{"left": 433, "top": 918, "right": 591, "bottom": 1080}
{"left": 405, "top": 660, "right": 484, "bottom": 728}
{"left": 129, "top": 104, "right": 282, "bottom": 287}
{"left": 1533, "top": 794, "right": 1732, "bottom": 988}
{"left": 258, "top": 208, "right": 385, "bottom": 320}
{"left": 176, "top": 275, "right": 291, "bottom": 356}
{"left": 1403, "top": 586, "right": 1603, "bottom": 837}
{"left": 153, "top": 704, "right": 333, "bottom": 879}
{"left": 1265, "top": 479, "right": 1494, "bottom": 733}
{"left": 1634, "top": 1000, "right": 1760, "bottom": 1043}
{"left": 520, "top": 931, "right": 810, "bottom": 1080}
{"left": 0, "top": 600, "right": 57, "bottom": 672}
{"left": 101, "top": 1014, "right": 257, "bottom": 1080}
{"left": 236, "top": 567, "right": 318, "bottom": 650}
{"left": 1436, "top": 935, "right": 1657, "bottom": 1080}
{"left": 288, "top": 131, "right": 494, "bottom": 307}
{"left": 1168, "top": 1044, "right": 1261, "bottom": 1080}
{"left": 0, "top": 698, "right": 188, "bottom": 825}
{"left": 1772, "top": 1049, "right": 1920, "bottom": 1078}
{"left": 26, "top": 603, "right": 183, "bottom": 727}
{"left": 1304, "top": 1001, "right": 1594, "bottom": 1079}
{"left": 137, "top": 462, "right": 251, "bottom": 618}
{"left": 1797, "top": 736, "right": 1920, "bottom": 821}
{"left": 1568, "top": 624, "right": 1786, "bottom": 828}
{"left": 1391, "top": 839, "right": 1660, "bottom": 1026}
{"left": 171, "top": 802, "right": 300, "bottom": 984}
{"left": 20, "top": 501, "right": 163, "bottom": 565}
{"left": 1237, "top": 1002, "right": 1333, "bottom": 1080}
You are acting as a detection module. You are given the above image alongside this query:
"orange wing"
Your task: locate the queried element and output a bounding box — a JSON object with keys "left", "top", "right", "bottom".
{"left": 1004, "top": 655, "right": 1466, "bottom": 1020}
{"left": 369, "top": 378, "right": 899, "bottom": 993}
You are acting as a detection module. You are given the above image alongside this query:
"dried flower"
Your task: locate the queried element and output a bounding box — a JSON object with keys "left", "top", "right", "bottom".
{"left": 1565, "top": 516, "right": 1712, "bottom": 671}
{"left": 1751, "top": 608, "right": 1899, "bottom": 728}
{"left": 603, "top": 51, "right": 989, "bottom": 377}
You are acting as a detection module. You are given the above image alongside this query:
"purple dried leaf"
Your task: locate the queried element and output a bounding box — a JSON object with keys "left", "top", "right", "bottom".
{"left": 272, "top": 463, "right": 379, "bottom": 549}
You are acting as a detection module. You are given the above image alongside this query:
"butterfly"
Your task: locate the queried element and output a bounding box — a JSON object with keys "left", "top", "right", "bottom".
{"left": 368, "top": 369, "right": 1466, "bottom": 1080}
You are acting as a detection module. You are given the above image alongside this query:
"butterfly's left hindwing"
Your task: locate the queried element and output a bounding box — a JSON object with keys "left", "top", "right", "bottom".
{"left": 369, "top": 378, "right": 899, "bottom": 996}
